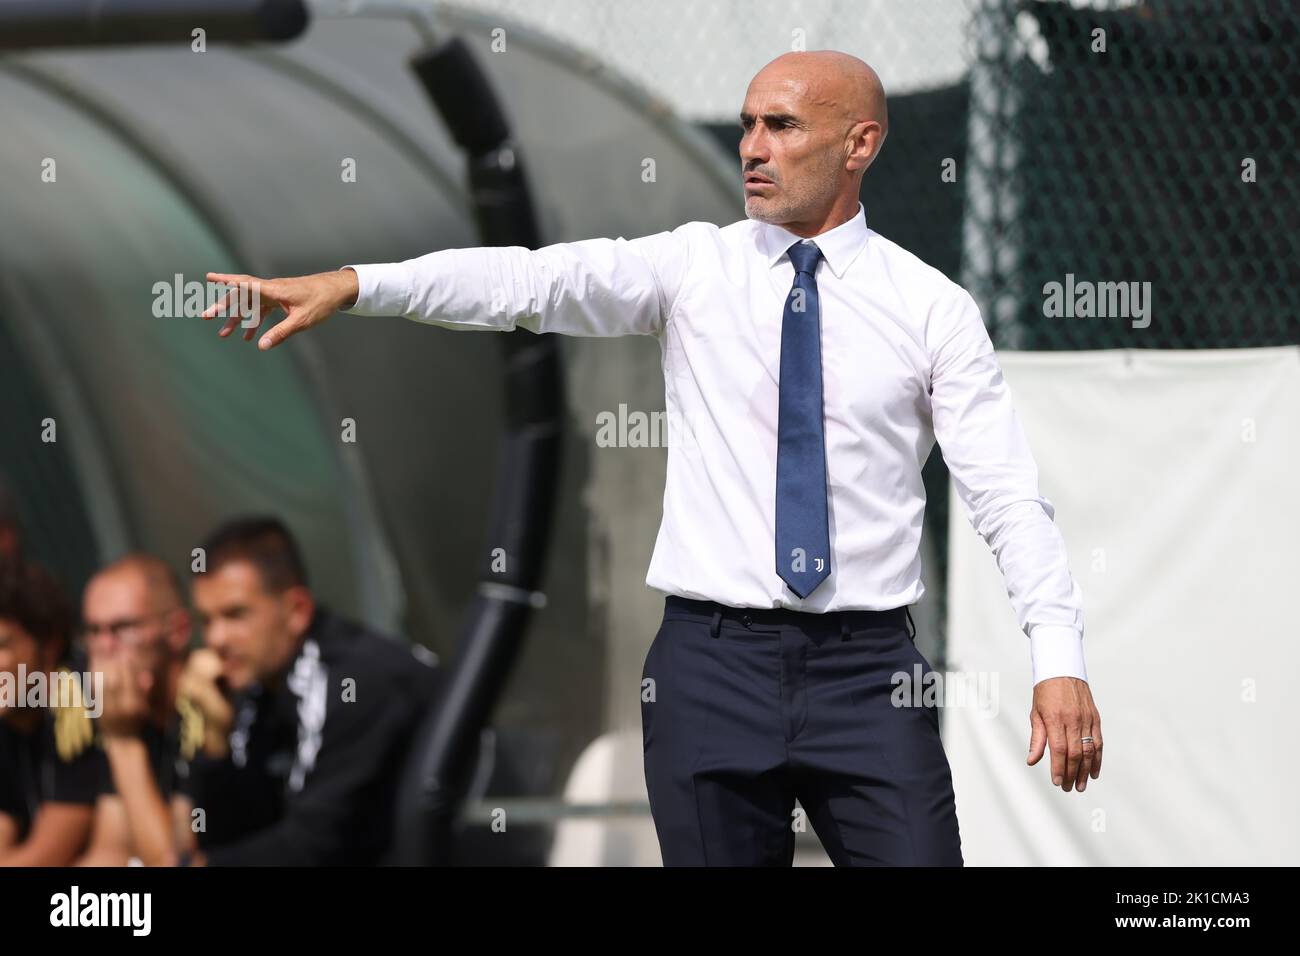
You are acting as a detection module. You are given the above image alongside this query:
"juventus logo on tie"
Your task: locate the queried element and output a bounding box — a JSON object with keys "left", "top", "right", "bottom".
{"left": 787, "top": 548, "right": 827, "bottom": 577}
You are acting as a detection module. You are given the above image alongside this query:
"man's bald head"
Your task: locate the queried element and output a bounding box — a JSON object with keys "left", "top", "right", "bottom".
{"left": 740, "top": 50, "right": 888, "bottom": 233}
{"left": 753, "top": 50, "right": 888, "bottom": 141}
{"left": 89, "top": 554, "right": 185, "bottom": 613}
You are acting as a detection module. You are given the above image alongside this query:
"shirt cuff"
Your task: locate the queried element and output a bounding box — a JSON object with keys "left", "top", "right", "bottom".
{"left": 1028, "top": 624, "right": 1087, "bottom": 685}
{"left": 338, "top": 263, "right": 410, "bottom": 317}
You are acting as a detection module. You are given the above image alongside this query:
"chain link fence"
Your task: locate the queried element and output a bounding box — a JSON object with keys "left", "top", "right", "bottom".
{"left": 441, "top": 0, "right": 968, "bottom": 115}
{"left": 963, "top": 0, "right": 1299, "bottom": 350}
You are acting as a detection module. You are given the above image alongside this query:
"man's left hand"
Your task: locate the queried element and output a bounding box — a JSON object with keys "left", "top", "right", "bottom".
{"left": 1027, "top": 677, "right": 1102, "bottom": 792}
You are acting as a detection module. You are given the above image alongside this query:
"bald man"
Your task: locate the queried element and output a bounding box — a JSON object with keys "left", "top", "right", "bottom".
{"left": 198, "top": 50, "right": 1100, "bottom": 866}
{"left": 76, "top": 554, "right": 195, "bottom": 866}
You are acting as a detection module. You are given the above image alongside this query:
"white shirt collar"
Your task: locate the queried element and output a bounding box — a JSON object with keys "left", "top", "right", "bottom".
{"left": 758, "top": 201, "right": 870, "bottom": 279}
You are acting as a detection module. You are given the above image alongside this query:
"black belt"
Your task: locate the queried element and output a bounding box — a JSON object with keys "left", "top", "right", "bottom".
{"left": 664, "top": 594, "right": 913, "bottom": 639}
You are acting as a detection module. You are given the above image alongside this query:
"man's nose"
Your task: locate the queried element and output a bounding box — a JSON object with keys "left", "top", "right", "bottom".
{"left": 740, "top": 128, "right": 768, "bottom": 166}
{"left": 204, "top": 622, "right": 226, "bottom": 651}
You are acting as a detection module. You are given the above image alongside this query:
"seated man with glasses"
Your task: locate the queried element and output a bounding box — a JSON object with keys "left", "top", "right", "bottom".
{"left": 0, "top": 557, "right": 100, "bottom": 866}
{"left": 75, "top": 554, "right": 201, "bottom": 866}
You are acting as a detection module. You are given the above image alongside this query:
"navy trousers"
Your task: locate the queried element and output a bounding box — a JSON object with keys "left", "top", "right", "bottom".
{"left": 640, "top": 595, "right": 963, "bottom": 866}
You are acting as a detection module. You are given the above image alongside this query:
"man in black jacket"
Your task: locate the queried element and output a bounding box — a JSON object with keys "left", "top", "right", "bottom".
{"left": 116, "top": 516, "right": 439, "bottom": 866}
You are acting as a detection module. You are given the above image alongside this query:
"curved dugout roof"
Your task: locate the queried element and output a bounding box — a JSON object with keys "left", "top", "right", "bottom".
{"left": 0, "top": 6, "right": 741, "bottom": 652}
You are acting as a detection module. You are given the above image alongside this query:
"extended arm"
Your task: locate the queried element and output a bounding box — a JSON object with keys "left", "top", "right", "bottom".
{"left": 202, "top": 226, "right": 694, "bottom": 349}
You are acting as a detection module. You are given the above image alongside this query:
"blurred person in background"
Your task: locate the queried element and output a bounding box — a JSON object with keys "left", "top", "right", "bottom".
{"left": 114, "top": 516, "right": 439, "bottom": 866}
{"left": 0, "top": 557, "right": 98, "bottom": 865}
{"left": 75, "top": 554, "right": 195, "bottom": 866}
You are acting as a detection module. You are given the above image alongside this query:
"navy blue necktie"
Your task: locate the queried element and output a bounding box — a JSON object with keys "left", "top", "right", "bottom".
{"left": 775, "top": 240, "right": 831, "bottom": 598}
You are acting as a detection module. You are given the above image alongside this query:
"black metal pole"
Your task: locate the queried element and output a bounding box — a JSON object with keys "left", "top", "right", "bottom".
{"left": 0, "top": 0, "right": 308, "bottom": 49}
{"left": 391, "top": 36, "right": 563, "bottom": 866}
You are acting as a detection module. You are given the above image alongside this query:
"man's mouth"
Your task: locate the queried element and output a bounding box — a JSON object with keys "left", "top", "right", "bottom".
{"left": 745, "top": 173, "right": 775, "bottom": 186}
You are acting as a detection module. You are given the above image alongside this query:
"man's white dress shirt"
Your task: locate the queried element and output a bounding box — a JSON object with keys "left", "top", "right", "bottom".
{"left": 342, "top": 202, "right": 1087, "bottom": 684}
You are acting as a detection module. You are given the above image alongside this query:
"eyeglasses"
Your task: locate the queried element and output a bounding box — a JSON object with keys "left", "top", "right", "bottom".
{"left": 78, "top": 609, "right": 178, "bottom": 646}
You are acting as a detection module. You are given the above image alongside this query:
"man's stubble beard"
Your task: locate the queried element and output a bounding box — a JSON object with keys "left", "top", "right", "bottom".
{"left": 743, "top": 159, "right": 841, "bottom": 227}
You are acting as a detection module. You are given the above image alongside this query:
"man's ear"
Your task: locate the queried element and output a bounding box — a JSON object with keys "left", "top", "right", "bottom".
{"left": 282, "top": 585, "right": 315, "bottom": 639}
{"left": 851, "top": 120, "right": 885, "bottom": 172}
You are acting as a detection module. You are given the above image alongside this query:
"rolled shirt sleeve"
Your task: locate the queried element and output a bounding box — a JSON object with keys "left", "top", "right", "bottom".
{"left": 339, "top": 225, "right": 694, "bottom": 338}
{"left": 927, "top": 288, "right": 1087, "bottom": 685}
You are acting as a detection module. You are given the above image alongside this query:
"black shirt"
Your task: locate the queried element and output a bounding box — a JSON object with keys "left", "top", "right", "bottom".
{"left": 0, "top": 667, "right": 101, "bottom": 840}
{"left": 182, "top": 605, "right": 440, "bottom": 865}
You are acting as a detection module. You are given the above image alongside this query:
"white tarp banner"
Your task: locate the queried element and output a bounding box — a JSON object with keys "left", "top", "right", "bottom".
{"left": 944, "top": 346, "right": 1300, "bottom": 865}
